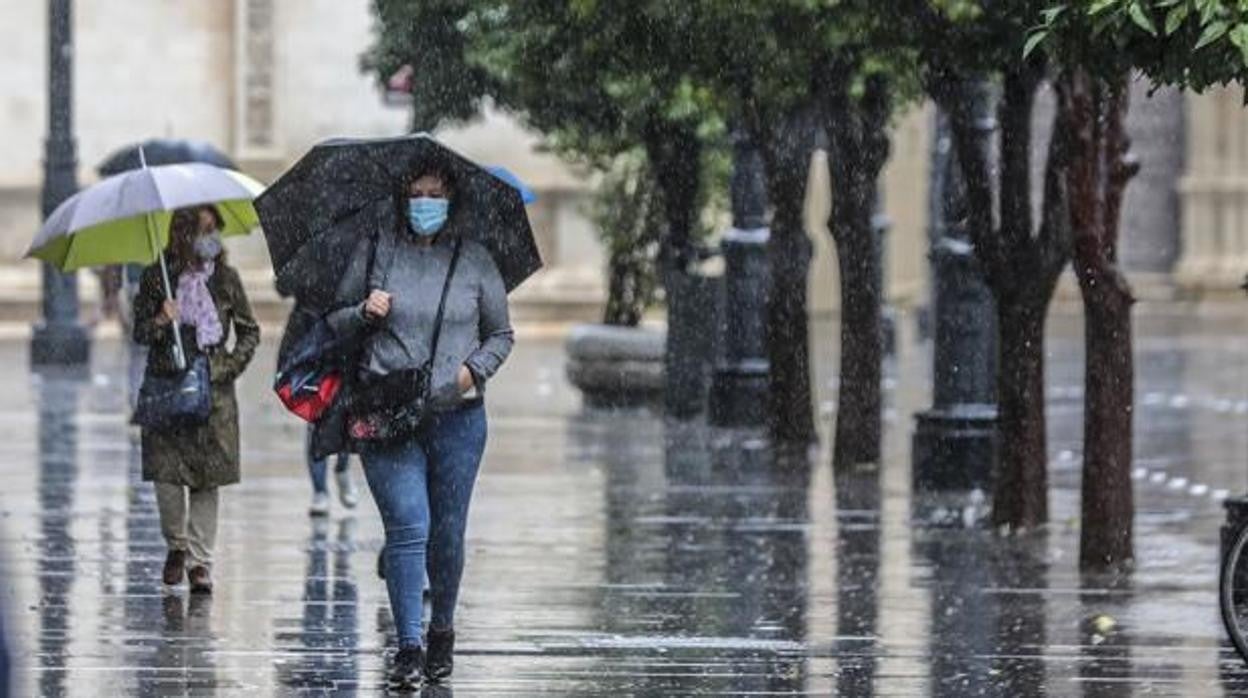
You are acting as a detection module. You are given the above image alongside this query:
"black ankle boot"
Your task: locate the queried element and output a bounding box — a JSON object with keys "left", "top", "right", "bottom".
{"left": 388, "top": 645, "right": 425, "bottom": 691}
{"left": 425, "top": 628, "right": 455, "bottom": 682}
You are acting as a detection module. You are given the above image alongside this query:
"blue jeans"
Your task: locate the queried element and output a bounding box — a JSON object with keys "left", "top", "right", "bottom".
{"left": 360, "top": 403, "right": 487, "bottom": 648}
{"left": 306, "top": 426, "right": 349, "bottom": 495}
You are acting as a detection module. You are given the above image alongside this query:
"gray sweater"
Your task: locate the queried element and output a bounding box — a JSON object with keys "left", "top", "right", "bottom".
{"left": 327, "top": 232, "right": 514, "bottom": 412}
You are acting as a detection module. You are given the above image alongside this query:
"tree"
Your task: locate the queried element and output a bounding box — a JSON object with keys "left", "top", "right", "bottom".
{"left": 361, "top": 0, "right": 494, "bottom": 132}
{"left": 815, "top": 31, "right": 915, "bottom": 470}
{"left": 1028, "top": 0, "right": 1248, "bottom": 568}
{"left": 894, "top": 0, "right": 1076, "bottom": 529}
{"left": 692, "top": 1, "right": 912, "bottom": 452}
{"left": 367, "top": 1, "right": 908, "bottom": 455}
{"left": 590, "top": 153, "right": 663, "bottom": 327}
{"left": 684, "top": 3, "right": 820, "bottom": 445}
{"left": 465, "top": 2, "right": 725, "bottom": 273}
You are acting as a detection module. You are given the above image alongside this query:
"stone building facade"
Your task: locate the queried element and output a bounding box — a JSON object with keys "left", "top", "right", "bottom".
{"left": 0, "top": 0, "right": 1240, "bottom": 325}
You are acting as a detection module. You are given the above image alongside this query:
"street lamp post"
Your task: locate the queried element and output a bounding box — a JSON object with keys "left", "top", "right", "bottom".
{"left": 31, "top": 0, "right": 90, "bottom": 367}
{"left": 872, "top": 189, "right": 896, "bottom": 358}
{"left": 911, "top": 86, "right": 999, "bottom": 497}
{"left": 709, "top": 127, "right": 771, "bottom": 427}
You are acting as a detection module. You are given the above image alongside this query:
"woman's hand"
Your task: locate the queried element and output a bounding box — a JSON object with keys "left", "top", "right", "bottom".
{"left": 363, "top": 290, "right": 392, "bottom": 321}
{"left": 457, "top": 365, "right": 475, "bottom": 393}
{"left": 155, "top": 299, "right": 178, "bottom": 326}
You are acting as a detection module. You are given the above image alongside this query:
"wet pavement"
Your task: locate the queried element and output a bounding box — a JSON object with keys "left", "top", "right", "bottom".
{"left": 3, "top": 310, "right": 1248, "bottom": 695}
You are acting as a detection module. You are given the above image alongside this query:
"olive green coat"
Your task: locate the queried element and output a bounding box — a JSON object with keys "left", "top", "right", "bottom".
{"left": 133, "top": 262, "right": 260, "bottom": 489}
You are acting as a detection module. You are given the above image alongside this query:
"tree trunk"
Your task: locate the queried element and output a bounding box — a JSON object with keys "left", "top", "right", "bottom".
{"left": 646, "top": 122, "right": 703, "bottom": 273}
{"left": 602, "top": 165, "right": 661, "bottom": 328}
{"left": 603, "top": 251, "right": 644, "bottom": 326}
{"left": 766, "top": 196, "right": 816, "bottom": 444}
{"left": 757, "top": 110, "right": 816, "bottom": 445}
{"left": 1061, "top": 69, "right": 1137, "bottom": 570}
{"left": 647, "top": 123, "right": 711, "bottom": 416}
{"left": 831, "top": 195, "right": 882, "bottom": 468}
{"left": 992, "top": 298, "right": 1050, "bottom": 528}
{"left": 821, "top": 69, "right": 891, "bottom": 470}
{"left": 936, "top": 67, "right": 1072, "bottom": 530}
{"left": 1080, "top": 278, "right": 1134, "bottom": 568}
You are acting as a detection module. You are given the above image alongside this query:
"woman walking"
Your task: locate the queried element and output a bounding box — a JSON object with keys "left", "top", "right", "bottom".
{"left": 133, "top": 205, "right": 260, "bottom": 594}
{"left": 326, "top": 166, "right": 513, "bottom": 689}
{"left": 305, "top": 425, "right": 359, "bottom": 516}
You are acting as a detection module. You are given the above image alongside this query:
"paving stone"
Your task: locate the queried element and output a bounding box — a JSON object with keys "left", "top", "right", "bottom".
{"left": 1, "top": 313, "right": 1248, "bottom": 695}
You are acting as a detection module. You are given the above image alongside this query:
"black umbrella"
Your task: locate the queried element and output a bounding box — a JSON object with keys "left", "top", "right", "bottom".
{"left": 255, "top": 133, "right": 542, "bottom": 306}
{"left": 98, "top": 138, "right": 236, "bottom": 177}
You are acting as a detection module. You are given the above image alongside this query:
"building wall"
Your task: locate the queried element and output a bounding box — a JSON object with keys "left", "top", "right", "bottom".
{"left": 1122, "top": 82, "right": 1185, "bottom": 274}
{"left": 1176, "top": 85, "right": 1248, "bottom": 295}
{"left": 0, "top": 0, "right": 604, "bottom": 317}
{"left": 0, "top": 1, "right": 49, "bottom": 188}
{"left": 0, "top": 0, "right": 232, "bottom": 260}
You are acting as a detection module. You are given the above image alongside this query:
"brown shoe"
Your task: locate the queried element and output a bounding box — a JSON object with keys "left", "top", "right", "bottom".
{"left": 162, "top": 550, "right": 187, "bottom": 586}
{"left": 188, "top": 565, "right": 213, "bottom": 595}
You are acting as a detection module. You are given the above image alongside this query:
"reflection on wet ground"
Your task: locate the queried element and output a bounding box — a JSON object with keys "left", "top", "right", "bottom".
{"left": 2, "top": 311, "right": 1248, "bottom": 695}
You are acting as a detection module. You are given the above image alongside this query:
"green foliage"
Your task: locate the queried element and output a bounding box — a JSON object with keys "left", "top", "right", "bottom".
{"left": 464, "top": 1, "right": 727, "bottom": 165}
{"left": 1027, "top": 0, "right": 1248, "bottom": 89}
{"left": 589, "top": 152, "right": 662, "bottom": 326}
{"left": 687, "top": 0, "right": 921, "bottom": 126}
{"left": 585, "top": 147, "right": 729, "bottom": 326}
{"left": 360, "top": 0, "right": 494, "bottom": 131}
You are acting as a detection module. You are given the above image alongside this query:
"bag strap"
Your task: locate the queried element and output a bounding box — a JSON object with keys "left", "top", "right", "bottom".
{"left": 372, "top": 205, "right": 400, "bottom": 292}
{"left": 427, "top": 236, "right": 464, "bottom": 366}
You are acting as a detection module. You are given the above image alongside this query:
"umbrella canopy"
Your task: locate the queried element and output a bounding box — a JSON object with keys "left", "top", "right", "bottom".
{"left": 26, "top": 163, "right": 263, "bottom": 271}
{"left": 255, "top": 133, "right": 542, "bottom": 306}
{"left": 485, "top": 165, "right": 538, "bottom": 204}
{"left": 98, "top": 138, "right": 236, "bottom": 177}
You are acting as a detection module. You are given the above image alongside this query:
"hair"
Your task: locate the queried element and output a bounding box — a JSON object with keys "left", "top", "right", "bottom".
{"left": 167, "top": 205, "right": 226, "bottom": 269}
{"left": 408, "top": 163, "right": 457, "bottom": 200}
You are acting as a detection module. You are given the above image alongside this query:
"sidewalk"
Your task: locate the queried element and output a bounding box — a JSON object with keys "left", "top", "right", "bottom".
{"left": 0, "top": 315, "right": 1247, "bottom": 695}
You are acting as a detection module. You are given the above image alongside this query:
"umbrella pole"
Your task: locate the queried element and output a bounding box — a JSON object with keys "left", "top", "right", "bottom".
{"left": 155, "top": 245, "right": 186, "bottom": 371}
{"left": 138, "top": 145, "right": 186, "bottom": 370}
{"left": 146, "top": 217, "right": 186, "bottom": 371}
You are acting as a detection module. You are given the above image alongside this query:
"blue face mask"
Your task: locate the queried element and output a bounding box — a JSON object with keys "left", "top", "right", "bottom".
{"left": 408, "top": 197, "right": 449, "bottom": 236}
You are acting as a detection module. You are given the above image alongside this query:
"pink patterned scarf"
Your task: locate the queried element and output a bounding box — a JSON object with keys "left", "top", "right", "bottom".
{"left": 177, "top": 262, "right": 224, "bottom": 349}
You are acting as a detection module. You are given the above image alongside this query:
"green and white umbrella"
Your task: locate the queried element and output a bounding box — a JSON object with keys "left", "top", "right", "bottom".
{"left": 25, "top": 156, "right": 264, "bottom": 369}
{"left": 26, "top": 161, "right": 263, "bottom": 271}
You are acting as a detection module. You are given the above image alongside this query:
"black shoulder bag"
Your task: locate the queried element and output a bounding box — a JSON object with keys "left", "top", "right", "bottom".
{"left": 347, "top": 237, "right": 463, "bottom": 445}
{"left": 132, "top": 352, "right": 213, "bottom": 430}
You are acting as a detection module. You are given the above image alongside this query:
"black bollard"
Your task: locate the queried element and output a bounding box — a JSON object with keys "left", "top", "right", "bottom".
{"left": 710, "top": 127, "right": 771, "bottom": 428}
{"left": 31, "top": 0, "right": 89, "bottom": 366}
{"left": 912, "top": 93, "right": 999, "bottom": 495}
{"left": 664, "top": 267, "right": 722, "bottom": 419}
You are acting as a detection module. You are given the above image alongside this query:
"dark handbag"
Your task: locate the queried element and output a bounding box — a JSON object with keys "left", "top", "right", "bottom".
{"left": 348, "top": 237, "right": 463, "bottom": 445}
{"left": 132, "top": 352, "right": 213, "bottom": 429}
{"left": 274, "top": 310, "right": 352, "bottom": 422}
{"left": 276, "top": 223, "right": 397, "bottom": 426}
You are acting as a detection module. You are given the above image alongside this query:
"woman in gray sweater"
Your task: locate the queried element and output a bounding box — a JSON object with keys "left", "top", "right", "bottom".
{"left": 327, "top": 165, "right": 513, "bottom": 690}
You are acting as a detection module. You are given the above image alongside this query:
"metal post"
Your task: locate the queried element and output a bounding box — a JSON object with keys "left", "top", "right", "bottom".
{"left": 709, "top": 127, "right": 770, "bottom": 427}
{"left": 872, "top": 188, "right": 896, "bottom": 357}
{"left": 31, "top": 0, "right": 89, "bottom": 366}
{"left": 912, "top": 83, "right": 999, "bottom": 495}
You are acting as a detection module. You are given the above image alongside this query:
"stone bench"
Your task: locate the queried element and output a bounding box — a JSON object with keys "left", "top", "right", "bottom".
{"left": 564, "top": 323, "right": 664, "bottom": 409}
